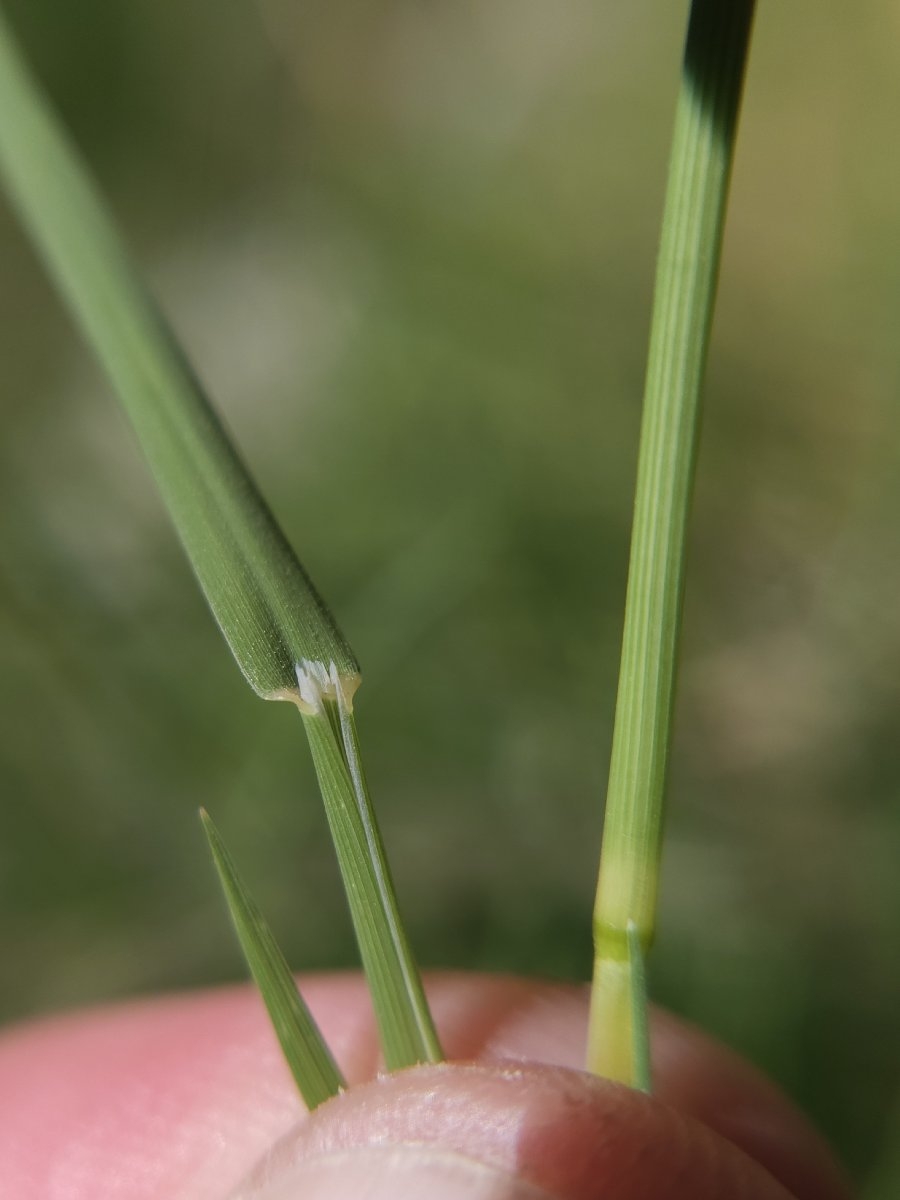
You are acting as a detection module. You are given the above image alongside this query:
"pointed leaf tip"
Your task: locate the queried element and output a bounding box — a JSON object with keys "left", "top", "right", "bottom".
{"left": 201, "top": 808, "right": 346, "bottom": 1109}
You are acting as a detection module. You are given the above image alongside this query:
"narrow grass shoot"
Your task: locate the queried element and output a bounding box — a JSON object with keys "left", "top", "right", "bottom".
{"left": 0, "top": 5, "right": 441, "bottom": 1075}
{"left": 301, "top": 667, "right": 442, "bottom": 1069}
{"left": 626, "top": 921, "right": 651, "bottom": 1095}
{"left": 588, "top": 0, "right": 757, "bottom": 1084}
{"left": 201, "top": 809, "right": 346, "bottom": 1109}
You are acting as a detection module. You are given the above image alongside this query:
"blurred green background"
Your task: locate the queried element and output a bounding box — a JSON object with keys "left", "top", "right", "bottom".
{"left": 1, "top": 0, "right": 898, "bottom": 1191}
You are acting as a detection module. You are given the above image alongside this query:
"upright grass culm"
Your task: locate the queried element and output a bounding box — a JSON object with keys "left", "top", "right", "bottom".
{"left": 0, "top": 4, "right": 442, "bottom": 1081}
{"left": 588, "top": 0, "right": 757, "bottom": 1086}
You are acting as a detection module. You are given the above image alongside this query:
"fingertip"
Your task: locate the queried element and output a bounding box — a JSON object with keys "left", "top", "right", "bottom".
{"left": 233, "top": 1061, "right": 797, "bottom": 1200}
{"left": 239, "top": 1146, "right": 557, "bottom": 1200}
{"left": 0, "top": 974, "right": 853, "bottom": 1200}
{"left": 649, "top": 1009, "right": 855, "bottom": 1200}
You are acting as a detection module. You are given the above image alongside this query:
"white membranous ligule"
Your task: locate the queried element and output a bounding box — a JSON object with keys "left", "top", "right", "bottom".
{"left": 288, "top": 659, "right": 361, "bottom": 715}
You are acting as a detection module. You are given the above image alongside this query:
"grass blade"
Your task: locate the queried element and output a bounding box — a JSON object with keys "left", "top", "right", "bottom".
{"left": 0, "top": 6, "right": 357, "bottom": 708}
{"left": 627, "top": 921, "right": 651, "bottom": 1094}
{"left": 300, "top": 663, "right": 443, "bottom": 1068}
{"left": 0, "top": 8, "right": 441, "bottom": 1073}
{"left": 200, "top": 808, "right": 346, "bottom": 1109}
{"left": 588, "top": 0, "right": 757, "bottom": 1083}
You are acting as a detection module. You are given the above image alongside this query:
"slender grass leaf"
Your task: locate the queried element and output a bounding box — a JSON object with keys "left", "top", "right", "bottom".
{"left": 0, "top": 9, "right": 441, "bottom": 1073}
{"left": 299, "top": 663, "right": 443, "bottom": 1069}
{"left": 0, "top": 7, "right": 358, "bottom": 707}
{"left": 581, "top": 922, "right": 651, "bottom": 1092}
{"left": 588, "top": 0, "right": 757, "bottom": 1082}
{"left": 627, "top": 921, "right": 651, "bottom": 1094}
{"left": 201, "top": 808, "right": 346, "bottom": 1109}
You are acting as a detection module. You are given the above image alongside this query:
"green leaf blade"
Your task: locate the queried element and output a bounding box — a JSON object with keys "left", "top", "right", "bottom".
{"left": 201, "top": 809, "right": 346, "bottom": 1110}
{"left": 0, "top": 8, "right": 358, "bottom": 705}
{"left": 627, "top": 922, "right": 651, "bottom": 1094}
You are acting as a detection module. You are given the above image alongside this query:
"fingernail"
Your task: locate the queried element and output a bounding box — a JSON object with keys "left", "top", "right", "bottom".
{"left": 236, "top": 1144, "right": 557, "bottom": 1200}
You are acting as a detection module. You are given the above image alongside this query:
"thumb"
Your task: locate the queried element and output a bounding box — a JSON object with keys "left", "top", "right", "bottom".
{"left": 233, "top": 1060, "right": 798, "bottom": 1200}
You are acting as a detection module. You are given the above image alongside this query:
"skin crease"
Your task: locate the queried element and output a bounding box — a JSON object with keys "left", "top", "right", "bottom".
{"left": 0, "top": 973, "right": 854, "bottom": 1200}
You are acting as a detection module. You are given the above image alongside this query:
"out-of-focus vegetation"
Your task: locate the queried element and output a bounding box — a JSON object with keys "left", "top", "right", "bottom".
{"left": 1, "top": 1, "right": 897, "bottom": 1190}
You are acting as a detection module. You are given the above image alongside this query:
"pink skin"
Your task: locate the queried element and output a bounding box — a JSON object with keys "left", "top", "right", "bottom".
{"left": 0, "top": 973, "right": 854, "bottom": 1200}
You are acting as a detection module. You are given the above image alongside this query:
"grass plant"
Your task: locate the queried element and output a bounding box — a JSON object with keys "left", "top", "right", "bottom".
{"left": 0, "top": 0, "right": 759, "bottom": 1107}
{"left": 0, "top": 1, "right": 441, "bottom": 1089}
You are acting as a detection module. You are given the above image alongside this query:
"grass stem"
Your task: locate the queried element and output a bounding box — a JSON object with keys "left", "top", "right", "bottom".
{"left": 301, "top": 667, "right": 443, "bottom": 1068}
{"left": 587, "top": 0, "right": 757, "bottom": 1084}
